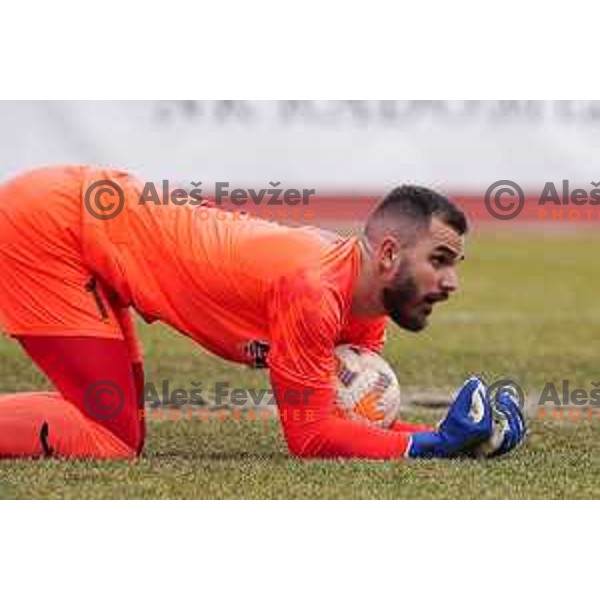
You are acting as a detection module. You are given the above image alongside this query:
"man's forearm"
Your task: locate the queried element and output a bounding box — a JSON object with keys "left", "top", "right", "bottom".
{"left": 271, "top": 370, "right": 411, "bottom": 459}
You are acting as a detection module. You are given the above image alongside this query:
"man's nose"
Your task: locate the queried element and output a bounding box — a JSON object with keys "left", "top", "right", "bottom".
{"left": 440, "top": 269, "right": 459, "bottom": 293}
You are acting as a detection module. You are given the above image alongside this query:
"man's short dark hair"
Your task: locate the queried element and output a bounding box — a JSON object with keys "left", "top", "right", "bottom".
{"left": 365, "top": 185, "right": 468, "bottom": 244}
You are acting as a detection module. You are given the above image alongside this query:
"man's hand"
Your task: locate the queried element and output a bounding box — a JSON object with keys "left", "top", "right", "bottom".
{"left": 471, "top": 386, "right": 526, "bottom": 458}
{"left": 407, "top": 377, "right": 492, "bottom": 458}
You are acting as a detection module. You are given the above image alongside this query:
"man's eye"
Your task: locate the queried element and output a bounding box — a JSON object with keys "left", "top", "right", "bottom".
{"left": 430, "top": 256, "right": 445, "bottom": 267}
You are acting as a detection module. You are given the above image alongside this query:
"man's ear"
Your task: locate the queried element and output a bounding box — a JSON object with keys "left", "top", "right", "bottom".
{"left": 378, "top": 236, "right": 400, "bottom": 276}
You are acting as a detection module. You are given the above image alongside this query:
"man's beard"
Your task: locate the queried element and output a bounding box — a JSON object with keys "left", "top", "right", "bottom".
{"left": 382, "top": 260, "right": 426, "bottom": 332}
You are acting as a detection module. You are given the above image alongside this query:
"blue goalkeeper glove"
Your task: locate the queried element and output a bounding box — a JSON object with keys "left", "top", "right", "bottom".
{"left": 407, "top": 377, "right": 492, "bottom": 459}
{"left": 471, "top": 386, "right": 526, "bottom": 458}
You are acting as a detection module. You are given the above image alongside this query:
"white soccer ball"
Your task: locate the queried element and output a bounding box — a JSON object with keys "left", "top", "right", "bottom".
{"left": 333, "top": 344, "right": 401, "bottom": 429}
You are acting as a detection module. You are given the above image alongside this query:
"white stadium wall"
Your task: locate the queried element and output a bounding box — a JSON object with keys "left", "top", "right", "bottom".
{"left": 2, "top": 100, "right": 600, "bottom": 224}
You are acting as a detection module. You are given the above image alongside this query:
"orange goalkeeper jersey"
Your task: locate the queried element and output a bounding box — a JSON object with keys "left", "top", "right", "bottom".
{"left": 80, "top": 168, "right": 388, "bottom": 372}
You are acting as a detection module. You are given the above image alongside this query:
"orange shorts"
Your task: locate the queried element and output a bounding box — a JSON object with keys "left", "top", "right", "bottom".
{"left": 0, "top": 166, "right": 123, "bottom": 338}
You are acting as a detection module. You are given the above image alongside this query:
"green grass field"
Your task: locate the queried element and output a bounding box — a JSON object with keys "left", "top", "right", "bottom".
{"left": 1, "top": 228, "right": 599, "bottom": 499}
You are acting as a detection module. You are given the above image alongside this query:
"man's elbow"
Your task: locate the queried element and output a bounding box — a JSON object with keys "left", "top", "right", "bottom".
{"left": 284, "top": 426, "right": 331, "bottom": 459}
{"left": 285, "top": 435, "right": 318, "bottom": 458}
